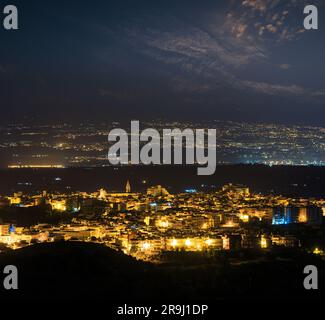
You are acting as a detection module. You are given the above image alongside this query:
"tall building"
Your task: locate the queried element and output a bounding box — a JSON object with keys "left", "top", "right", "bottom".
{"left": 99, "top": 188, "right": 107, "bottom": 199}
{"left": 126, "top": 180, "right": 131, "bottom": 193}
{"left": 306, "top": 206, "right": 323, "bottom": 225}
{"left": 0, "top": 224, "right": 10, "bottom": 236}
{"left": 298, "top": 207, "right": 308, "bottom": 223}
{"left": 272, "top": 206, "right": 299, "bottom": 225}
{"left": 222, "top": 183, "right": 250, "bottom": 197}
{"left": 147, "top": 185, "right": 169, "bottom": 197}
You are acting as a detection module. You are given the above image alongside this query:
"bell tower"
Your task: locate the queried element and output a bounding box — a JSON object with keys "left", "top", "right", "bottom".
{"left": 126, "top": 180, "right": 131, "bottom": 193}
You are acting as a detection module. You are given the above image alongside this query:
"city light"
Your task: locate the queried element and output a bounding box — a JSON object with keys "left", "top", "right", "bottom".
{"left": 157, "top": 220, "right": 169, "bottom": 228}
{"left": 261, "top": 236, "right": 268, "bottom": 249}
{"left": 313, "top": 248, "right": 321, "bottom": 255}
{"left": 8, "top": 164, "right": 65, "bottom": 169}
{"left": 142, "top": 242, "right": 151, "bottom": 250}
{"left": 185, "top": 189, "right": 197, "bottom": 193}
{"left": 205, "top": 239, "right": 213, "bottom": 246}
{"left": 201, "top": 223, "right": 208, "bottom": 230}
{"left": 0, "top": 182, "right": 323, "bottom": 261}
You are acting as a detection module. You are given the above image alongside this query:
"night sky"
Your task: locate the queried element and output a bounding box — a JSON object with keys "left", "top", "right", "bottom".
{"left": 1, "top": 0, "right": 324, "bottom": 125}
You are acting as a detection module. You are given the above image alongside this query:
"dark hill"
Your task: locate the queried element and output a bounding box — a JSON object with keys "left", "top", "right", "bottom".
{"left": 0, "top": 242, "right": 324, "bottom": 301}
{"left": 0, "top": 242, "right": 155, "bottom": 300}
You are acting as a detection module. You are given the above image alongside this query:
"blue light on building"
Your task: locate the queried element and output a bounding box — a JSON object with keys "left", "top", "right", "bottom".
{"left": 9, "top": 224, "right": 15, "bottom": 233}
{"left": 272, "top": 206, "right": 299, "bottom": 225}
{"left": 272, "top": 217, "right": 288, "bottom": 225}
{"left": 185, "top": 189, "right": 197, "bottom": 193}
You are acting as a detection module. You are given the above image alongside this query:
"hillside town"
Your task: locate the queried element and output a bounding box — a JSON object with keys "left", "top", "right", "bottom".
{"left": 0, "top": 182, "right": 324, "bottom": 261}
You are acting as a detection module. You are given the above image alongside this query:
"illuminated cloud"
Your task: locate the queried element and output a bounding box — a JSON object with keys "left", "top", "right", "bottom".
{"left": 225, "top": 0, "right": 322, "bottom": 43}
{"left": 279, "top": 64, "right": 291, "bottom": 70}
{"left": 242, "top": 0, "right": 268, "bottom": 12}
{"left": 99, "top": 0, "right": 325, "bottom": 104}
{"left": 266, "top": 24, "right": 277, "bottom": 33}
{"left": 242, "top": 81, "right": 325, "bottom": 97}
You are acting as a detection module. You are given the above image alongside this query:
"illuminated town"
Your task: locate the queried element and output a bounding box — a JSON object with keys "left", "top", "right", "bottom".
{"left": 1, "top": 180, "right": 324, "bottom": 261}
{"left": 1, "top": 0, "right": 325, "bottom": 304}
{"left": 0, "top": 120, "right": 324, "bottom": 169}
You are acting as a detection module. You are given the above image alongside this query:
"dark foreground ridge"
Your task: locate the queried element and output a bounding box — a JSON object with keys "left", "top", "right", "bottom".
{"left": 0, "top": 242, "right": 324, "bottom": 301}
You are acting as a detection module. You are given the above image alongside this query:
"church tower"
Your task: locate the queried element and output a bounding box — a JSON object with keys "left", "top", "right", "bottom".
{"left": 126, "top": 180, "right": 131, "bottom": 193}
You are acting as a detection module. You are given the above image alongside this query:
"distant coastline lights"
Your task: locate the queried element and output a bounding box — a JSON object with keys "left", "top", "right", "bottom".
{"left": 8, "top": 165, "right": 65, "bottom": 169}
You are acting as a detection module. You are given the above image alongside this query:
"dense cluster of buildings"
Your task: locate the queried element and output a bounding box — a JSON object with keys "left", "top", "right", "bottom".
{"left": 0, "top": 182, "right": 324, "bottom": 260}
